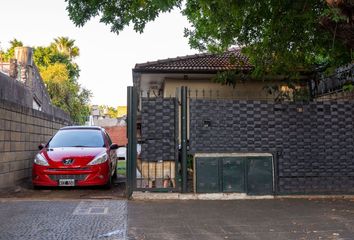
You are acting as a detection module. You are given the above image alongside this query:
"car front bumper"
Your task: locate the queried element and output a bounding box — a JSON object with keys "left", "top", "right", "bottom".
{"left": 32, "top": 163, "right": 110, "bottom": 187}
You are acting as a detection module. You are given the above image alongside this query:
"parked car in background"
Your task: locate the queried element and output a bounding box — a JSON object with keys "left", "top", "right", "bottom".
{"left": 115, "top": 144, "right": 142, "bottom": 178}
{"left": 116, "top": 147, "right": 126, "bottom": 160}
{"left": 32, "top": 126, "right": 118, "bottom": 188}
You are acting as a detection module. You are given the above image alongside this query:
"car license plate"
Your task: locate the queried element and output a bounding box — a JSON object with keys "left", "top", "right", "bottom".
{"left": 58, "top": 179, "right": 75, "bottom": 186}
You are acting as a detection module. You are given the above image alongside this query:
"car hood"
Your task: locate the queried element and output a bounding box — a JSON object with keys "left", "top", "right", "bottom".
{"left": 41, "top": 147, "right": 107, "bottom": 167}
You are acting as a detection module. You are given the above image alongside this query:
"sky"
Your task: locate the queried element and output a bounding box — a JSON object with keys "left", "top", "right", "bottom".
{"left": 0, "top": 0, "right": 196, "bottom": 106}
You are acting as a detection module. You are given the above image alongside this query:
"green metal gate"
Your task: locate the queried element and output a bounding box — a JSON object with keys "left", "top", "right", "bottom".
{"left": 195, "top": 155, "right": 273, "bottom": 195}
{"left": 247, "top": 157, "right": 273, "bottom": 195}
{"left": 196, "top": 157, "right": 219, "bottom": 193}
{"left": 222, "top": 157, "right": 245, "bottom": 192}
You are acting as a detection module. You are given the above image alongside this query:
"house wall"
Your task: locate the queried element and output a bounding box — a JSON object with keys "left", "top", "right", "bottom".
{"left": 105, "top": 126, "right": 128, "bottom": 146}
{"left": 91, "top": 115, "right": 127, "bottom": 147}
{"left": 163, "top": 78, "right": 277, "bottom": 100}
{"left": 0, "top": 99, "right": 71, "bottom": 189}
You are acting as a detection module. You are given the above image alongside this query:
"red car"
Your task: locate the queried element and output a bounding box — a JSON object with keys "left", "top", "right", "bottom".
{"left": 32, "top": 126, "right": 119, "bottom": 188}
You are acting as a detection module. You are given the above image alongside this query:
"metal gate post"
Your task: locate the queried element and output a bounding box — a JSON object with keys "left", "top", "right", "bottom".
{"left": 181, "top": 86, "right": 188, "bottom": 193}
{"left": 127, "top": 86, "right": 137, "bottom": 199}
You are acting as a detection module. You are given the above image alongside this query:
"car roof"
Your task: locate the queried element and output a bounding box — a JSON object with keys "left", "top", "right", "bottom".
{"left": 60, "top": 126, "right": 104, "bottom": 131}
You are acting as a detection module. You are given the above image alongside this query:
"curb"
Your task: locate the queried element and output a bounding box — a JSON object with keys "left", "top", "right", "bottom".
{"left": 132, "top": 192, "right": 354, "bottom": 200}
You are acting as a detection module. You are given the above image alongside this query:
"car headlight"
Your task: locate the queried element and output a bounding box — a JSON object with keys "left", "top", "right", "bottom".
{"left": 34, "top": 153, "right": 49, "bottom": 166}
{"left": 88, "top": 152, "right": 108, "bottom": 165}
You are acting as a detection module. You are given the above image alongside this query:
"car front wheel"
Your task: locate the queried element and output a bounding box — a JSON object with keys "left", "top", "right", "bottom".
{"left": 104, "top": 173, "right": 112, "bottom": 189}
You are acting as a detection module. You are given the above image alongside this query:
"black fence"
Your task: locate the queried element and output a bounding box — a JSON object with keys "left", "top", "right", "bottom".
{"left": 137, "top": 97, "right": 179, "bottom": 191}
{"left": 311, "top": 63, "right": 354, "bottom": 96}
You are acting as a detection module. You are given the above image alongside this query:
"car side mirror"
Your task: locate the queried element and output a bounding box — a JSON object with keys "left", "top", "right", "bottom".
{"left": 117, "top": 145, "right": 126, "bottom": 148}
{"left": 38, "top": 143, "right": 45, "bottom": 150}
{"left": 110, "top": 143, "right": 119, "bottom": 150}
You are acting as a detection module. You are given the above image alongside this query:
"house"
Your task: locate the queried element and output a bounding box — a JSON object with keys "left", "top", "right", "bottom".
{"left": 133, "top": 48, "right": 311, "bottom": 101}
{"left": 128, "top": 49, "right": 354, "bottom": 196}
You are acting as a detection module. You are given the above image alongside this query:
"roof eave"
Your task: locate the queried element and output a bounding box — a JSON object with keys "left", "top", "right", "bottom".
{"left": 132, "top": 68, "right": 252, "bottom": 74}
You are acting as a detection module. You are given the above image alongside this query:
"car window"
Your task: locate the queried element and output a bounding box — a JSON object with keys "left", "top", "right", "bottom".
{"left": 104, "top": 131, "right": 112, "bottom": 146}
{"left": 48, "top": 129, "right": 105, "bottom": 148}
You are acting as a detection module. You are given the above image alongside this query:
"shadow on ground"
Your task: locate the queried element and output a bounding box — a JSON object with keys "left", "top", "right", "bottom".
{"left": 0, "top": 178, "right": 126, "bottom": 199}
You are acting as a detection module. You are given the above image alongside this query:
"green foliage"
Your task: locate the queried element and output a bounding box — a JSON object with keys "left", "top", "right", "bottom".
{"left": 322, "top": 7, "right": 347, "bottom": 23}
{"left": 343, "top": 83, "right": 354, "bottom": 92}
{"left": 183, "top": 0, "right": 351, "bottom": 76}
{"left": 213, "top": 70, "right": 247, "bottom": 88}
{"left": 52, "top": 37, "right": 80, "bottom": 59}
{"left": 292, "top": 88, "right": 310, "bottom": 102}
{"left": 1, "top": 39, "right": 23, "bottom": 61}
{"left": 66, "top": 0, "right": 182, "bottom": 33}
{"left": 263, "top": 81, "right": 310, "bottom": 103}
{"left": 263, "top": 85, "right": 291, "bottom": 102}
{"left": 97, "top": 105, "right": 120, "bottom": 118}
{"left": 65, "top": 0, "right": 352, "bottom": 77}
{"left": 33, "top": 38, "right": 90, "bottom": 124}
{"left": 33, "top": 44, "right": 80, "bottom": 80}
{"left": 2, "top": 37, "right": 91, "bottom": 124}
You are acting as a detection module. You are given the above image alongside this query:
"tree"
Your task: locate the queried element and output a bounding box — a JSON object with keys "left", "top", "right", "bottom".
{"left": 32, "top": 38, "right": 91, "bottom": 124}
{"left": 1, "top": 38, "right": 23, "bottom": 61}
{"left": 52, "top": 37, "right": 80, "bottom": 59}
{"left": 97, "top": 105, "right": 119, "bottom": 118}
{"left": 2, "top": 38, "right": 91, "bottom": 124}
{"left": 65, "top": 0, "right": 353, "bottom": 76}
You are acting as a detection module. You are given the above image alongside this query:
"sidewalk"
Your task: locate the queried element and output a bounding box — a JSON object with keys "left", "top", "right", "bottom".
{"left": 128, "top": 198, "right": 354, "bottom": 240}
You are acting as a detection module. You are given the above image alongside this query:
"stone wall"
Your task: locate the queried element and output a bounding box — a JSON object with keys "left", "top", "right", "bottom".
{"left": 0, "top": 99, "right": 71, "bottom": 189}
{"left": 0, "top": 67, "right": 57, "bottom": 116}
{"left": 0, "top": 72, "right": 33, "bottom": 108}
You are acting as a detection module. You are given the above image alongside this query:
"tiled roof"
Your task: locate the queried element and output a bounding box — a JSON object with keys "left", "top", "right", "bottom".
{"left": 133, "top": 48, "right": 252, "bottom": 73}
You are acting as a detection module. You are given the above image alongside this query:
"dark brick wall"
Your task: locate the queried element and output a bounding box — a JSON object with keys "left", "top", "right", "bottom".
{"left": 140, "top": 98, "right": 177, "bottom": 161}
{"left": 189, "top": 99, "right": 354, "bottom": 194}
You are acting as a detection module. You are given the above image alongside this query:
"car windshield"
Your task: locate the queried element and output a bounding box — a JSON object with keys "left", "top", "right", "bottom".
{"left": 48, "top": 129, "right": 105, "bottom": 148}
